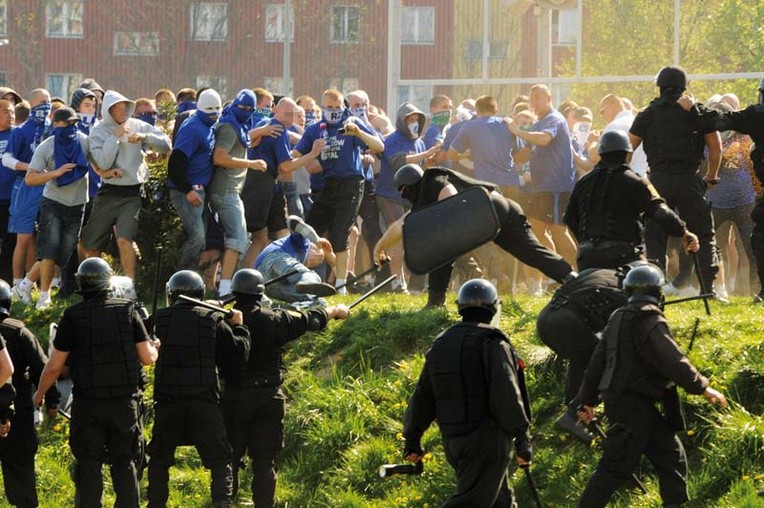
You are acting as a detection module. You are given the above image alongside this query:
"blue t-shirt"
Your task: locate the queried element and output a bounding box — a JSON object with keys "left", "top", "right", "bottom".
{"left": 168, "top": 114, "right": 215, "bottom": 189}
{"left": 528, "top": 109, "right": 574, "bottom": 193}
{"left": 423, "top": 124, "right": 443, "bottom": 149}
{"left": 0, "top": 129, "right": 16, "bottom": 201}
{"left": 9, "top": 119, "right": 49, "bottom": 165}
{"left": 294, "top": 121, "right": 372, "bottom": 180}
{"left": 249, "top": 118, "right": 292, "bottom": 179}
{"left": 377, "top": 130, "right": 424, "bottom": 203}
{"left": 441, "top": 121, "right": 469, "bottom": 171}
{"left": 255, "top": 232, "right": 310, "bottom": 268}
{"left": 450, "top": 116, "right": 519, "bottom": 186}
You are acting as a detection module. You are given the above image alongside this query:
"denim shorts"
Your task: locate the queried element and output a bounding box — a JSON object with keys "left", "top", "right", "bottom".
{"left": 209, "top": 191, "right": 249, "bottom": 253}
{"left": 36, "top": 197, "right": 85, "bottom": 265}
{"left": 8, "top": 179, "right": 43, "bottom": 234}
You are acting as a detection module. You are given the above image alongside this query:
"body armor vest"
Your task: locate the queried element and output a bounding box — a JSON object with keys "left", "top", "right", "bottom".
{"left": 67, "top": 298, "right": 143, "bottom": 398}
{"left": 154, "top": 305, "right": 220, "bottom": 398}
{"left": 427, "top": 323, "right": 495, "bottom": 437}
{"left": 642, "top": 100, "right": 705, "bottom": 171}
{"left": 578, "top": 164, "right": 643, "bottom": 244}
{"left": 0, "top": 318, "right": 35, "bottom": 409}
{"left": 548, "top": 268, "right": 628, "bottom": 332}
{"left": 598, "top": 302, "right": 671, "bottom": 402}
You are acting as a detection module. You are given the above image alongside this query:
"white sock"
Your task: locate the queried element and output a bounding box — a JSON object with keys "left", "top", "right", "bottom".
{"left": 335, "top": 278, "right": 346, "bottom": 288}
{"left": 38, "top": 291, "right": 50, "bottom": 301}
{"left": 20, "top": 277, "right": 33, "bottom": 290}
{"left": 51, "top": 277, "right": 61, "bottom": 288}
{"left": 12, "top": 278, "right": 21, "bottom": 286}
{"left": 218, "top": 279, "right": 232, "bottom": 296}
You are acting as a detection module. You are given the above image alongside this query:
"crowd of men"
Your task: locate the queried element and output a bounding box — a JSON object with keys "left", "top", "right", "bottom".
{"left": 0, "top": 67, "right": 761, "bottom": 506}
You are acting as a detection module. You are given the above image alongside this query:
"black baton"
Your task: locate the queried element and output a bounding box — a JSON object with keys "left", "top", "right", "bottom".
{"left": 662, "top": 293, "right": 714, "bottom": 307}
{"left": 691, "top": 252, "right": 711, "bottom": 315}
{"left": 264, "top": 267, "right": 302, "bottom": 287}
{"left": 348, "top": 275, "right": 397, "bottom": 310}
{"left": 687, "top": 317, "right": 701, "bottom": 353}
{"left": 338, "top": 257, "right": 390, "bottom": 291}
{"left": 520, "top": 465, "right": 543, "bottom": 508}
{"left": 178, "top": 295, "right": 235, "bottom": 318}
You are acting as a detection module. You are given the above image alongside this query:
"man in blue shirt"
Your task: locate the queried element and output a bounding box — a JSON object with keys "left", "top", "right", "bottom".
{"left": 0, "top": 99, "right": 16, "bottom": 283}
{"left": 293, "top": 89, "right": 384, "bottom": 294}
{"left": 423, "top": 94, "right": 453, "bottom": 150}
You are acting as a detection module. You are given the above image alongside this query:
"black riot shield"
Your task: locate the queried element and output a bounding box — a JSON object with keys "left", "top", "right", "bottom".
{"left": 403, "top": 186, "right": 500, "bottom": 275}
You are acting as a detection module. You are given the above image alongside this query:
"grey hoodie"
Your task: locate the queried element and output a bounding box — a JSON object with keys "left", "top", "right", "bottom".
{"left": 395, "top": 102, "right": 426, "bottom": 141}
{"left": 89, "top": 90, "right": 171, "bottom": 187}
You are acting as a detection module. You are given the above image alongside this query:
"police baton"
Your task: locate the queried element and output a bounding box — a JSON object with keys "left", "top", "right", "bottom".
{"left": 519, "top": 464, "right": 543, "bottom": 508}
{"left": 348, "top": 275, "right": 397, "bottom": 310}
{"left": 590, "top": 421, "right": 649, "bottom": 494}
{"left": 378, "top": 460, "right": 423, "bottom": 478}
{"left": 58, "top": 408, "right": 71, "bottom": 420}
{"left": 662, "top": 293, "right": 714, "bottom": 307}
{"left": 177, "top": 295, "right": 235, "bottom": 318}
{"left": 218, "top": 268, "right": 303, "bottom": 304}
{"left": 339, "top": 257, "right": 390, "bottom": 291}
{"left": 687, "top": 316, "right": 701, "bottom": 353}
{"left": 691, "top": 252, "right": 711, "bottom": 315}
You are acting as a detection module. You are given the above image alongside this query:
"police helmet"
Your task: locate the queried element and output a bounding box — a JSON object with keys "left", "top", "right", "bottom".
{"left": 758, "top": 77, "right": 764, "bottom": 106}
{"left": 597, "top": 130, "right": 633, "bottom": 155}
{"left": 456, "top": 278, "right": 499, "bottom": 316}
{"left": 0, "top": 280, "right": 11, "bottom": 317}
{"left": 76, "top": 257, "right": 113, "bottom": 295}
{"left": 394, "top": 163, "right": 424, "bottom": 190}
{"left": 231, "top": 269, "right": 265, "bottom": 297}
{"left": 166, "top": 270, "right": 205, "bottom": 304}
{"left": 622, "top": 264, "right": 665, "bottom": 304}
{"left": 655, "top": 66, "right": 688, "bottom": 89}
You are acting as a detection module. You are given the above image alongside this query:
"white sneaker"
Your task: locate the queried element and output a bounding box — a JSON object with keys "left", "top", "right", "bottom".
{"left": 336, "top": 285, "right": 348, "bottom": 296}
{"left": 35, "top": 294, "right": 52, "bottom": 310}
{"left": 11, "top": 284, "right": 32, "bottom": 305}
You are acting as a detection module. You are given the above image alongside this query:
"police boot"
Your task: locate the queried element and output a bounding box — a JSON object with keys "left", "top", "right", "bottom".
{"left": 213, "top": 501, "right": 233, "bottom": 508}
{"left": 554, "top": 411, "right": 593, "bottom": 444}
{"left": 425, "top": 290, "right": 446, "bottom": 309}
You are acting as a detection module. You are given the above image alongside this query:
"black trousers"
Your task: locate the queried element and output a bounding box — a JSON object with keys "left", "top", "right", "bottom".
{"left": 428, "top": 196, "right": 571, "bottom": 295}
{"left": 147, "top": 396, "right": 233, "bottom": 507}
{"left": 750, "top": 197, "right": 764, "bottom": 294}
{"left": 645, "top": 172, "right": 718, "bottom": 289}
{"left": 536, "top": 305, "right": 599, "bottom": 405}
{"left": 222, "top": 386, "right": 285, "bottom": 507}
{"left": 579, "top": 393, "right": 689, "bottom": 507}
{"left": 441, "top": 419, "right": 516, "bottom": 508}
{"left": 0, "top": 200, "right": 15, "bottom": 283}
{"left": 69, "top": 395, "right": 142, "bottom": 508}
{"left": 0, "top": 407, "right": 38, "bottom": 507}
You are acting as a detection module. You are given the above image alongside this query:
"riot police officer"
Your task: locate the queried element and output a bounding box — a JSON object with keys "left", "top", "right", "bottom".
{"left": 147, "top": 270, "right": 249, "bottom": 508}
{"left": 575, "top": 265, "right": 727, "bottom": 507}
{"left": 629, "top": 66, "right": 722, "bottom": 293}
{"left": 564, "top": 130, "right": 700, "bottom": 270}
{"left": 221, "top": 268, "right": 349, "bottom": 507}
{"left": 0, "top": 279, "right": 59, "bottom": 508}
{"left": 374, "top": 164, "right": 575, "bottom": 307}
{"left": 34, "top": 258, "right": 159, "bottom": 508}
{"left": 403, "top": 279, "right": 532, "bottom": 507}
{"left": 536, "top": 266, "right": 629, "bottom": 443}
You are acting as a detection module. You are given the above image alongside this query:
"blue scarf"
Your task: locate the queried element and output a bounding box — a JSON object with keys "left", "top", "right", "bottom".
{"left": 54, "top": 124, "right": 89, "bottom": 186}
{"left": 29, "top": 102, "right": 51, "bottom": 150}
{"left": 177, "top": 101, "right": 196, "bottom": 115}
{"left": 137, "top": 113, "right": 157, "bottom": 126}
{"left": 219, "top": 89, "right": 255, "bottom": 147}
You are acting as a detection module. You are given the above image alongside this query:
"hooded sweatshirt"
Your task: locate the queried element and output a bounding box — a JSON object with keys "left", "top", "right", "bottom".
{"left": 376, "top": 102, "right": 426, "bottom": 203}
{"left": 89, "top": 90, "right": 171, "bottom": 190}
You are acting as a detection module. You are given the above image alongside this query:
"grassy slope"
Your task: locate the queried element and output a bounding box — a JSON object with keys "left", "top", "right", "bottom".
{"left": 8, "top": 293, "right": 764, "bottom": 507}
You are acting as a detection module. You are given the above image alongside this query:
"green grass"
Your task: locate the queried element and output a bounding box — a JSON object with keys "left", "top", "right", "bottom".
{"left": 5, "top": 293, "right": 764, "bottom": 507}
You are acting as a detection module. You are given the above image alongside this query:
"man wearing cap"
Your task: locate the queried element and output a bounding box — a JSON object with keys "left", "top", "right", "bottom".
{"left": 167, "top": 89, "right": 221, "bottom": 271}
{"left": 24, "top": 107, "right": 93, "bottom": 309}
{"left": 82, "top": 90, "right": 171, "bottom": 280}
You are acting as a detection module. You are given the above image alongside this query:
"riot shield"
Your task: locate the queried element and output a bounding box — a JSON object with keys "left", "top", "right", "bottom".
{"left": 403, "top": 186, "right": 500, "bottom": 275}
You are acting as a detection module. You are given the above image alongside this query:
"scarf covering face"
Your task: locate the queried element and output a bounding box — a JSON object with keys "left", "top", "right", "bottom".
{"left": 54, "top": 124, "right": 89, "bottom": 186}
{"left": 219, "top": 89, "right": 256, "bottom": 147}
{"left": 431, "top": 110, "right": 451, "bottom": 127}
{"left": 137, "top": 112, "right": 156, "bottom": 126}
{"left": 177, "top": 101, "right": 196, "bottom": 114}
{"left": 30, "top": 102, "right": 52, "bottom": 147}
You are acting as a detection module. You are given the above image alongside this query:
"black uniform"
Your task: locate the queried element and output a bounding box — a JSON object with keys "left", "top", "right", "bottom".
{"left": 54, "top": 296, "right": 149, "bottom": 508}
{"left": 576, "top": 300, "right": 709, "bottom": 507}
{"left": 403, "top": 321, "right": 531, "bottom": 507}
{"left": 564, "top": 162, "right": 688, "bottom": 270}
{"left": 630, "top": 96, "right": 719, "bottom": 288}
{"left": 221, "top": 300, "right": 328, "bottom": 507}
{"left": 147, "top": 301, "right": 249, "bottom": 508}
{"left": 537, "top": 268, "right": 627, "bottom": 405}
{"left": 411, "top": 168, "right": 572, "bottom": 301}
{"left": 713, "top": 105, "right": 764, "bottom": 293}
{"left": 0, "top": 320, "right": 60, "bottom": 508}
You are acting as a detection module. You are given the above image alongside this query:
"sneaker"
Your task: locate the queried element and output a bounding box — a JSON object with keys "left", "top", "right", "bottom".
{"left": 336, "top": 285, "right": 348, "bottom": 296}
{"left": 11, "top": 284, "right": 32, "bottom": 305}
{"left": 554, "top": 411, "right": 593, "bottom": 444}
{"left": 35, "top": 293, "right": 53, "bottom": 310}
{"left": 661, "top": 282, "right": 679, "bottom": 297}
{"left": 753, "top": 292, "right": 764, "bottom": 304}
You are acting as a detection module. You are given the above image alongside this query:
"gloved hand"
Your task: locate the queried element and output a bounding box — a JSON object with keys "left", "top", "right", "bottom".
{"left": 515, "top": 434, "right": 533, "bottom": 465}
{"left": 403, "top": 438, "right": 424, "bottom": 463}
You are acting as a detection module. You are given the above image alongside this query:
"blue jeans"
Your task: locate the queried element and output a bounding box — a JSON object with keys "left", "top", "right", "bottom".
{"left": 36, "top": 197, "right": 85, "bottom": 265}
{"left": 257, "top": 250, "right": 321, "bottom": 303}
{"left": 209, "top": 191, "right": 249, "bottom": 253}
{"left": 170, "top": 188, "right": 207, "bottom": 270}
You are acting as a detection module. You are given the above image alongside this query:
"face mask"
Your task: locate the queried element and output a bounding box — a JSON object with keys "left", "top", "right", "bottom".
{"left": 408, "top": 121, "right": 419, "bottom": 138}
{"left": 78, "top": 113, "right": 96, "bottom": 128}
{"left": 322, "top": 107, "right": 344, "bottom": 126}
{"left": 137, "top": 112, "right": 157, "bottom": 126}
{"left": 53, "top": 123, "right": 78, "bottom": 142}
{"left": 253, "top": 106, "right": 272, "bottom": 118}
{"left": 350, "top": 106, "right": 367, "bottom": 119}
{"left": 232, "top": 106, "right": 253, "bottom": 123}
{"left": 31, "top": 102, "right": 52, "bottom": 124}
{"left": 571, "top": 122, "right": 591, "bottom": 144}
{"left": 197, "top": 111, "right": 218, "bottom": 127}
{"left": 305, "top": 110, "right": 318, "bottom": 126}
{"left": 431, "top": 110, "right": 451, "bottom": 127}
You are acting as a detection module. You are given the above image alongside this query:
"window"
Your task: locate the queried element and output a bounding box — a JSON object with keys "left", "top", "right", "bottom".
{"left": 0, "top": 0, "right": 7, "bottom": 37}
{"left": 330, "top": 6, "right": 359, "bottom": 44}
{"left": 464, "top": 39, "right": 508, "bottom": 61}
{"left": 264, "top": 77, "right": 294, "bottom": 97}
{"left": 396, "top": 85, "right": 432, "bottom": 113}
{"left": 329, "top": 77, "right": 359, "bottom": 95}
{"left": 265, "top": 3, "right": 294, "bottom": 43}
{"left": 46, "top": 73, "right": 84, "bottom": 101}
{"left": 401, "top": 6, "right": 434, "bottom": 45}
{"left": 190, "top": 2, "right": 228, "bottom": 41}
{"left": 196, "top": 75, "right": 227, "bottom": 97}
{"left": 114, "top": 32, "right": 160, "bottom": 56}
{"left": 0, "top": 71, "right": 7, "bottom": 87}
{"left": 552, "top": 9, "right": 578, "bottom": 45}
{"left": 46, "top": 0, "right": 84, "bottom": 39}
